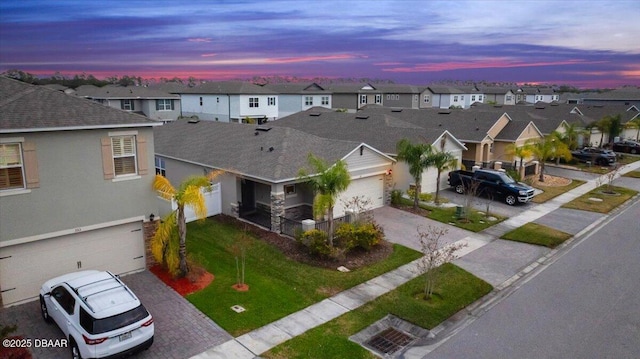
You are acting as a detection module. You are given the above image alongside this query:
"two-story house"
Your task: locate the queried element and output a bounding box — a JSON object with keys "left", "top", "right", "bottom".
{"left": 421, "top": 86, "right": 484, "bottom": 109}
{"left": 0, "top": 77, "right": 160, "bottom": 306}
{"left": 74, "top": 84, "right": 181, "bottom": 122}
{"left": 479, "top": 87, "right": 516, "bottom": 105}
{"left": 177, "top": 81, "right": 279, "bottom": 123}
{"left": 263, "top": 82, "right": 332, "bottom": 118}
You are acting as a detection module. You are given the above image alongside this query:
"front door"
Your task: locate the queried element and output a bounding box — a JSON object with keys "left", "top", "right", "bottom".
{"left": 240, "top": 180, "right": 255, "bottom": 213}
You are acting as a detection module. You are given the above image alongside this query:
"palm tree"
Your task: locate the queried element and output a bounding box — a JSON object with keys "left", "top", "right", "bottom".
{"left": 396, "top": 139, "right": 434, "bottom": 210}
{"left": 559, "top": 123, "right": 586, "bottom": 150}
{"left": 152, "top": 172, "right": 220, "bottom": 277}
{"left": 527, "top": 132, "right": 572, "bottom": 182}
{"left": 505, "top": 143, "right": 533, "bottom": 179}
{"left": 298, "top": 154, "right": 351, "bottom": 247}
{"left": 430, "top": 151, "right": 457, "bottom": 204}
{"left": 605, "top": 114, "right": 623, "bottom": 145}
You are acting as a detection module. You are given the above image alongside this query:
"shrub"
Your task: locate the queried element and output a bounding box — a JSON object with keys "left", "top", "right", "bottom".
{"left": 391, "top": 189, "right": 404, "bottom": 205}
{"left": 506, "top": 168, "right": 521, "bottom": 182}
{"left": 297, "top": 229, "right": 331, "bottom": 257}
{"left": 335, "top": 222, "right": 384, "bottom": 251}
{"left": 407, "top": 188, "right": 434, "bottom": 202}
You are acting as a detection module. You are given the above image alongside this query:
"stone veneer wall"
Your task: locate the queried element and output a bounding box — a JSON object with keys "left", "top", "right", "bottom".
{"left": 143, "top": 220, "right": 159, "bottom": 268}
{"left": 270, "top": 192, "right": 285, "bottom": 233}
{"left": 384, "top": 173, "right": 393, "bottom": 205}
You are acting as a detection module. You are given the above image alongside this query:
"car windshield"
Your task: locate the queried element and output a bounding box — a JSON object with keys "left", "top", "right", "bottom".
{"left": 497, "top": 172, "right": 516, "bottom": 184}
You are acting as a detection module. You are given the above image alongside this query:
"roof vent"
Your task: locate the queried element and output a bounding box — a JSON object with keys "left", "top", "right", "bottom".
{"left": 309, "top": 112, "right": 321, "bottom": 117}
{"left": 476, "top": 127, "right": 479, "bottom": 131}
{"left": 391, "top": 108, "right": 403, "bottom": 112}
{"left": 255, "top": 131, "right": 259, "bottom": 136}
{"left": 188, "top": 119, "right": 200, "bottom": 124}
{"left": 256, "top": 126, "right": 272, "bottom": 131}
{"left": 355, "top": 115, "right": 369, "bottom": 119}
{"left": 438, "top": 109, "right": 451, "bottom": 114}
{"left": 438, "top": 123, "right": 442, "bottom": 126}
{"left": 269, "top": 147, "right": 274, "bottom": 152}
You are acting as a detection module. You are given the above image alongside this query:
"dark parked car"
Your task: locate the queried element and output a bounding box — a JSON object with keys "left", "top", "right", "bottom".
{"left": 612, "top": 140, "right": 640, "bottom": 154}
{"left": 571, "top": 147, "right": 617, "bottom": 166}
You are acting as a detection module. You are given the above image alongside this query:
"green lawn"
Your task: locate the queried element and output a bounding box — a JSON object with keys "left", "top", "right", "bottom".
{"left": 264, "top": 263, "right": 493, "bottom": 359}
{"left": 185, "top": 217, "right": 422, "bottom": 336}
{"left": 532, "top": 179, "right": 586, "bottom": 203}
{"left": 396, "top": 198, "right": 505, "bottom": 232}
{"left": 561, "top": 185, "right": 638, "bottom": 213}
{"left": 501, "top": 222, "right": 572, "bottom": 248}
{"left": 623, "top": 170, "right": 640, "bottom": 178}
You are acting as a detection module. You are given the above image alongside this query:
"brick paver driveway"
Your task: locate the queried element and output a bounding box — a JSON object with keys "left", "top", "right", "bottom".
{"left": 0, "top": 270, "right": 231, "bottom": 359}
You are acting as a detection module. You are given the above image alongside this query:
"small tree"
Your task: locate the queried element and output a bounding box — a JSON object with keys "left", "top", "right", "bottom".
{"left": 430, "top": 151, "right": 457, "bottom": 205}
{"left": 416, "top": 225, "right": 466, "bottom": 300}
{"left": 231, "top": 229, "right": 252, "bottom": 290}
{"left": 298, "top": 154, "right": 351, "bottom": 247}
{"left": 396, "top": 139, "right": 434, "bottom": 210}
{"left": 604, "top": 164, "right": 622, "bottom": 194}
{"left": 505, "top": 143, "right": 533, "bottom": 179}
{"left": 526, "top": 132, "right": 571, "bottom": 182}
{"left": 461, "top": 178, "right": 482, "bottom": 222}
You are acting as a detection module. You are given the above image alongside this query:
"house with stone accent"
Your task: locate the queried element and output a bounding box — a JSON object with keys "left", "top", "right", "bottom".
{"left": 0, "top": 77, "right": 160, "bottom": 307}
{"left": 270, "top": 108, "right": 467, "bottom": 197}
{"left": 153, "top": 120, "right": 395, "bottom": 233}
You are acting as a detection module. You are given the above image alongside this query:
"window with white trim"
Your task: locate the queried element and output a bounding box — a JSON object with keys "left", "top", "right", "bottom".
{"left": 506, "top": 95, "right": 512, "bottom": 101}
{"left": 112, "top": 136, "right": 137, "bottom": 176}
{"left": 305, "top": 96, "right": 313, "bottom": 106}
{"left": 0, "top": 143, "right": 24, "bottom": 190}
{"left": 453, "top": 96, "right": 458, "bottom": 102}
{"left": 156, "top": 99, "right": 174, "bottom": 111}
{"left": 375, "top": 94, "right": 381, "bottom": 104}
{"left": 121, "top": 99, "right": 134, "bottom": 111}
{"left": 423, "top": 95, "right": 430, "bottom": 103}
{"left": 268, "top": 97, "right": 276, "bottom": 106}
{"left": 284, "top": 184, "right": 296, "bottom": 196}
{"left": 249, "top": 97, "right": 259, "bottom": 108}
{"left": 155, "top": 157, "right": 166, "bottom": 176}
{"left": 360, "top": 95, "right": 367, "bottom": 104}
{"left": 472, "top": 95, "right": 476, "bottom": 101}
{"left": 478, "top": 95, "right": 483, "bottom": 101}
{"left": 321, "top": 96, "right": 329, "bottom": 105}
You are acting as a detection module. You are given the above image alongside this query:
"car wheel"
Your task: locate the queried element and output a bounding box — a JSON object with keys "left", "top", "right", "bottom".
{"left": 40, "top": 295, "right": 51, "bottom": 323}
{"left": 455, "top": 184, "right": 464, "bottom": 194}
{"left": 505, "top": 195, "right": 517, "bottom": 206}
{"left": 70, "top": 340, "right": 82, "bottom": 359}
{"left": 631, "top": 148, "right": 638, "bottom": 154}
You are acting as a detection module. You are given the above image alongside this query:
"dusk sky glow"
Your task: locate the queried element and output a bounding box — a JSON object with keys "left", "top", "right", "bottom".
{"left": 1, "top": 0, "right": 639, "bottom": 88}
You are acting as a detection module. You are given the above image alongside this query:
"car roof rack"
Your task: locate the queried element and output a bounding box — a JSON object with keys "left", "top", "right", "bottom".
{"left": 67, "top": 272, "right": 136, "bottom": 313}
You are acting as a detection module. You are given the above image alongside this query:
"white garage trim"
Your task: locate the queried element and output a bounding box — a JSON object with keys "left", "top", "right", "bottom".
{"left": 0, "top": 222, "right": 146, "bottom": 306}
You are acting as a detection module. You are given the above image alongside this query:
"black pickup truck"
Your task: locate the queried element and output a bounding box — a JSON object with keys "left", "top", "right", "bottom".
{"left": 448, "top": 169, "right": 535, "bottom": 205}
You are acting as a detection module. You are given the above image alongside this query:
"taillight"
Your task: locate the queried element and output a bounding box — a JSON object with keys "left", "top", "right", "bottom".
{"left": 83, "top": 334, "right": 107, "bottom": 345}
{"left": 141, "top": 317, "right": 154, "bottom": 327}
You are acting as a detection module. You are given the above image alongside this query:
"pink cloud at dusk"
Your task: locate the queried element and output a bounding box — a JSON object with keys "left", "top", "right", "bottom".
{"left": 187, "top": 38, "right": 212, "bottom": 43}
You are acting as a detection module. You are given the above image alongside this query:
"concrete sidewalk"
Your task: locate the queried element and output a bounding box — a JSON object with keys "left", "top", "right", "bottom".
{"left": 191, "top": 161, "right": 640, "bottom": 359}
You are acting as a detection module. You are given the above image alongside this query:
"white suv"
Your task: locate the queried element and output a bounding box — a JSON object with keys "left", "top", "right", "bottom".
{"left": 39, "top": 270, "right": 154, "bottom": 359}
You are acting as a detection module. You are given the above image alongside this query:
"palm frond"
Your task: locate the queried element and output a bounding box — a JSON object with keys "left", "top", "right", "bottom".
{"left": 153, "top": 175, "right": 176, "bottom": 200}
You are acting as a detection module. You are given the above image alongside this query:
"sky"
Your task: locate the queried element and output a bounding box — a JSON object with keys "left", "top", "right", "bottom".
{"left": 1, "top": 0, "right": 639, "bottom": 88}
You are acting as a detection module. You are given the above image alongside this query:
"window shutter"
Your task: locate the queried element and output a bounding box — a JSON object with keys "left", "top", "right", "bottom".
{"left": 156, "top": 100, "right": 160, "bottom": 111}
{"left": 120, "top": 101, "right": 125, "bottom": 110}
{"left": 137, "top": 135, "right": 148, "bottom": 175}
{"left": 101, "top": 137, "right": 114, "bottom": 179}
{"left": 131, "top": 101, "right": 135, "bottom": 111}
{"left": 22, "top": 142, "right": 40, "bottom": 188}
{"left": 171, "top": 99, "right": 175, "bottom": 110}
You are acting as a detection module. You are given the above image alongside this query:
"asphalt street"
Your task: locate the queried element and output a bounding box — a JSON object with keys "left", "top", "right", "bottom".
{"left": 423, "top": 196, "right": 640, "bottom": 359}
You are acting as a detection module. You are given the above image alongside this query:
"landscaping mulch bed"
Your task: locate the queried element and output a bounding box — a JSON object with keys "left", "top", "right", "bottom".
{"left": 150, "top": 264, "right": 214, "bottom": 296}
{"left": 214, "top": 214, "right": 393, "bottom": 270}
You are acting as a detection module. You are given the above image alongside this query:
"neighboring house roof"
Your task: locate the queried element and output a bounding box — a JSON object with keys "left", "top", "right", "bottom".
{"left": 494, "top": 120, "right": 542, "bottom": 141}
{"left": 263, "top": 82, "right": 328, "bottom": 94}
{"left": 579, "top": 87, "right": 640, "bottom": 100}
{"left": 573, "top": 104, "right": 639, "bottom": 124}
{"left": 426, "top": 86, "right": 465, "bottom": 94}
{"left": 270, "top": 108, "right": 462, "bottom": 154}
{"left": 175, "top": 81, "right": 278, "bottom": 95}
{"left": 41, "top": 84, "right": 68, "bottom": 91}
{"left": 320, "top": 83, "right": 379, "bottom": 93}
{"left": 478, "top": 87, "right": 514, "bottom": 95}
{"left": 0, "top": 76, "right": 159, "bottom": 133}
{"left": 74, "top": 84, "right": 180, "bottom": 99}
{"left": 154, "top": 120, "right": 390, "bottom": 183}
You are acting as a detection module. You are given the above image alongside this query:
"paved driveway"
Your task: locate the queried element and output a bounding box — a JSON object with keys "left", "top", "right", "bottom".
{"left": 0, "top": 270, "right": 231, "bottom": 359}
{"left": 372, "top": 206, "right": 473, "bottom": 251}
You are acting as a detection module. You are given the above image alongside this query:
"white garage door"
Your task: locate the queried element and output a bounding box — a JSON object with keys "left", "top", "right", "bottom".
{"left": 334, "top": 174, "right": 384, "bottom": 217}
{"left": 0, "top": 221, "right": 145, "bottom": 306}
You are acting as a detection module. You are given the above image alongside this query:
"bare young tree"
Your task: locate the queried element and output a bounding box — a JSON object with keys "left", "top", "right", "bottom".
{"left": 604, "top": 163, "right": 623, "bottom": 193}
{"left": 415, "top": 225, "right": 467, "bottom": 300}
{"left": 340, "top": 195, "right": 373, "bottom": 224}
{"left": 462, "top": 179, "right": 482, "bottom": 221}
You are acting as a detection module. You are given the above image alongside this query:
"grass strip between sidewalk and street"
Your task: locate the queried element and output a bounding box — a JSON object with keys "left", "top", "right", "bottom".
{"left": 263, "top": 263, "right": 493, "bottom": 359}
{"left": 501, "top": 222, "right": 572, "bottom": 248}
{"left": 561, "top": 185, "right": 638, "bottom": 213}
{"left": 184, "top": 217, "right": 422, "bottom": 336}
{"left": 622, "top": 170, "right": 640, "bottom": 178}
{"left": 531, "top": 179, "right": 586, "bottom": 203}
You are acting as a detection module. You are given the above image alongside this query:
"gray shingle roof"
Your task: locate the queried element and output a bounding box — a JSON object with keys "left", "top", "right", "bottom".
{"left": 1, "top": 77, "right": 158, "bottom": 132}
{"left": 270, "top": 109, "right": 451, "bottom": 154}
{"left": 263, "top": 83, "right": 328, "bottom": 94}
{"left": 74, "top": 84, "right": 180, "bottom": 99}
{"left": 154, "top": 120, "right": 364, "bottom": 182}
{"left": 175, "top": 81, "right": 277, "bottom": 95}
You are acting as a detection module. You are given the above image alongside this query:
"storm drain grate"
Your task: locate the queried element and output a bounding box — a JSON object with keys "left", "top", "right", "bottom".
{"left": 366, "top": 327, "right": 414, "bottom": 355}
